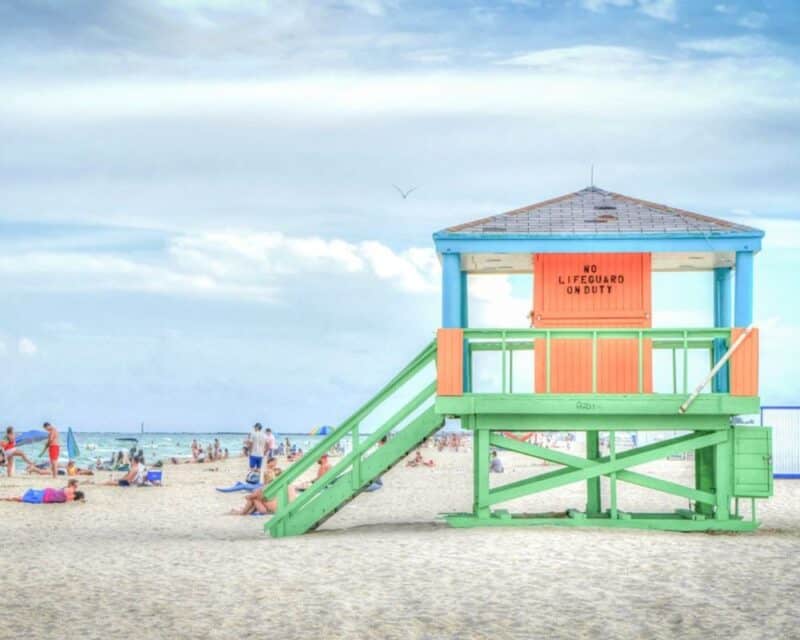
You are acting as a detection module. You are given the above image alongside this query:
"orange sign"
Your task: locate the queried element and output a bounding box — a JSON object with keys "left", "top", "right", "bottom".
{"left": 533, "top": 253, "right": 652, "bottom": 393}
{"left": 532, "top": 253, "right": 651, "bottom": 327}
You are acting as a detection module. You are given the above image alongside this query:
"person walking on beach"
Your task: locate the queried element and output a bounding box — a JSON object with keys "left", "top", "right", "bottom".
{"left": 2, "top": 426, "right": 35, "bottom": 477}
{"left": 39, "top": 422, "right": 60, "bottom": 479}
{"left": 248, "top": 423, "right": 267, "bottom": 472}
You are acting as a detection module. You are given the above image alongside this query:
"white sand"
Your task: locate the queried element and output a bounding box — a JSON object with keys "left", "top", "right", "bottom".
{"left": 1, "top": 448, "right": 798, "bottom": 640}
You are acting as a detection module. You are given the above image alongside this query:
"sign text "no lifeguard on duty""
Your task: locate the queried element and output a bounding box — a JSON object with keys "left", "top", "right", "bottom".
{"left": 556, "top": 264, "right": 625, "bottom": 295}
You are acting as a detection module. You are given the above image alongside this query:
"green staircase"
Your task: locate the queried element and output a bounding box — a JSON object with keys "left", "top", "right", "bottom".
{"left": 264, "top": 340, "right": 443, "bottom": 538}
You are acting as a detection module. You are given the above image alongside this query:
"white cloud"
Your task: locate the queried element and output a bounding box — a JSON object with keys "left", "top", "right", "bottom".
{"left": 18, "top": 338, "right": 37, "bottom": 356}
{"left": 738, "top": 11, "right": 768, "bottom": 30}
{"left": 638, "top": 0, "right": 676, "bottom": 21}
{"left": 714, "top": 3, "right": 734, "bottom": 14}
{"left": 499, "top": 45, "right": 658, "bottom": 70}
{"left": 0, "top": 341, "right": 6, "bottom": 357}
{"left": 470, "top": 275, "right": 531, "bottom": 327}
{"left": 581, "top": 0, "right": 676, "bottom": 21}
{"left": 679, "top": 36, "right": 770, "bottom": 56}
{"left": 0, "top": 232, "right": 440, "bottom": 301}
{"left": 582, "top": 0, "right": 633, "bottom": 11}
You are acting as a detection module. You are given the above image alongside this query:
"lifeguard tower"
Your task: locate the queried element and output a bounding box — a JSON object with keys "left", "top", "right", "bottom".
{"left": 264, "top": 187, "right": 771, "bottom": 537}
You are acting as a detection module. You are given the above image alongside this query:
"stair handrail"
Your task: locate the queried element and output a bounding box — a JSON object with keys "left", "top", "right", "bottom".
{"left": 263, "top": 340, "right": 436, "bottom": 501}
{"left": 266, "top": 380, "right": 437, "bottom": 534}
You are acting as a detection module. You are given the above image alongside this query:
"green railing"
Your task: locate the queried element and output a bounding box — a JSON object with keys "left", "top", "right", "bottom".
{"left": 264, "top": 340, "right": 438, "bottom": 536}
{"left": 461, "top": 327, "right": 733, "bottom": 395}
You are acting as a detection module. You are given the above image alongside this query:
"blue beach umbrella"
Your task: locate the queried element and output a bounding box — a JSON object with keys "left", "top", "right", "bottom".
{"left": 13, "top": 430, "right": 48, "bottom": 446}
{"left": 67, "top": 427, "right": 80, "bottom": 460}
{"left": 310, "top": 425, "right": 334, "bottom": 436}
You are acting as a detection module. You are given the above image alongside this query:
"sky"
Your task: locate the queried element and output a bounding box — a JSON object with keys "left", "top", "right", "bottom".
{"left": 0, "top": 0, "right": 798, "bottom": 432}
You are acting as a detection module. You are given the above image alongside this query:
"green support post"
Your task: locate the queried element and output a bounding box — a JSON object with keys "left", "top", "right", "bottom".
{"left": 586, "top": 431, "right": 602, "bottom": 515}
{"left": 714, "top": 430, "right": 732, "bottom": 519}
{"left": 609, "top": 431, "right": 618, "bottom": 519}
{"left": 473, "top": 428, "right": 490, "bottom": 519}
{"left": 694, "top": 442, "right": 715, "bottom": 517}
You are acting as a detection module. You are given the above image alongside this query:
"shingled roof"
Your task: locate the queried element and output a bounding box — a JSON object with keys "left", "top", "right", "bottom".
{"left": 441, "top": 187, "right": 760, "bottom": 237}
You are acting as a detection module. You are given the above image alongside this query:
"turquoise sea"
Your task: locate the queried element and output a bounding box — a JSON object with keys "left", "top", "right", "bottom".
{"left": 4, "top": 432, "right": 332, "bottom": 470}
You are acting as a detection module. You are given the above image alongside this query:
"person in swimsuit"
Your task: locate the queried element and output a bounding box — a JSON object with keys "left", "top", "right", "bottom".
{"left": 1, "top": 479, "right": 84, "bottom": 503}
{"left": 39, "top": 422, "right": 60, "bottom": 478}
{"left": 2, "top": 426, "right": 35, "bottom": 477}
{"left": 103, "top": 458, "right": 143, "bottom": 486}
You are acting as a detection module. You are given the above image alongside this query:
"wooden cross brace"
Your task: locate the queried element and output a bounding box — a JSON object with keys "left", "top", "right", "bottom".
{"left": 486, "top": 430, "right": 727, "bottom": 507}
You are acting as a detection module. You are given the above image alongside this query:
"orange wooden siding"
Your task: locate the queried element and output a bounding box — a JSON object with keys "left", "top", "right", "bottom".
{"left": 532, "top": 253, "right": 652, "bottom": 394}
{"left": 437, "top": 328, "right": 464, "bottom": 396}
{"left": 534, "top": 338, "right": 653, "bottom": 393}
{"left": 729, "top": 328, "right": 759, "bottom": 397}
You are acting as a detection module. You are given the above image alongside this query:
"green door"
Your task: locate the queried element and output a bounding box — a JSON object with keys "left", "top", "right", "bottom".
{"left": 732, "top": 427, "right": 773, "bottom": 498}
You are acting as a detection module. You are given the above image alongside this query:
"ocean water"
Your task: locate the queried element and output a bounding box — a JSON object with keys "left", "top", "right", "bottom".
{"left": 4, "top": 432, "right": 333, "bottom": 470}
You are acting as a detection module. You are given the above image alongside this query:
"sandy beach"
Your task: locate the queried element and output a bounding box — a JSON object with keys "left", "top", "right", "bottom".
{"left": 1, "top": 448, "right": 798, "bottom": 640}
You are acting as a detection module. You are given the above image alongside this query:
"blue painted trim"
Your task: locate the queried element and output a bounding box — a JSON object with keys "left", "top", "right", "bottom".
{"left": 761, "top": 405, "right": 800, "bottom": 410}
{"left": 442, "top": 253, "right": 462, "bottom": 328}
{"left": 734, "top": 251, "right": 754, "bottom": 326}
{"left": 460, "top": 271, "right": 469, "bottom": 328}
{"left": 713, "top": 268, "right": 732, "bottom": 393}
{"left": 433, "top": 234, "right": 762, "bottom": 256}
{"left": 774, "top": 474, "right": 800, "bottom": 479}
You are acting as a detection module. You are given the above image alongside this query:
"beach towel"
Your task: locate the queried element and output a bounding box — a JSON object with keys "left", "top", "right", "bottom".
{"left": 215, "top": 482, "right": 262, "bottom": 493}
{"left": 22, "top": 489, "right": 46, "bottom": 504}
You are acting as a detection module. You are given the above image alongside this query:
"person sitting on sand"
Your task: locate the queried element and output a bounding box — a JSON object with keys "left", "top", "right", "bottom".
{"left": 2, "top": 426, "right": 36, "bottom": 477}
{"left": 66, "top": 460, "right": 94, "bottom": 476}
{"left": 406, "top": 450, "right": 435, "bottom": 468}
{"left": 1, "top": 479, "right": 84, "bottom": 504}
{"left": 262, "top": 456, "right": 283, "bottom": 485}
{"left": 294, "top": 454, "right": 331, "bottom": 492}
{"left": 103, "top": 457, "right": 145, "bottom": 487}
{"left": 229, "top": 483, "right": 297, "bottom": 516}
{"left": 490, "top": 450, "right": 504, "bottom": 473}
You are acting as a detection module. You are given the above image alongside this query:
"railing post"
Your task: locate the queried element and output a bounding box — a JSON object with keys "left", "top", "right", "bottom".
{"left": 682, "top": 330, "right": 689, "bottom": 394}
{"left": 638, "top": 330, "right": 644, "bottom": 394}
{"left": 545, "top": 331, "right": 552, "bottom": 394}
{"left": 501, "top": 331, "right": 507, "bottom": 394}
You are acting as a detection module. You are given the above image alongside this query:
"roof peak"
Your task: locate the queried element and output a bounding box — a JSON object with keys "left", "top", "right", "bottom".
{"left": 441, "top": 187, "right": 762, "bottom": 238}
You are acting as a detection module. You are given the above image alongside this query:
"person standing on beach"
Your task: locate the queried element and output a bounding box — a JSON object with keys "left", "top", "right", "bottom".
{"left": 39, "top": 422, "right": 60, "bottom": 478}
{"left": 248, "top": 423, "right": 267, "bottom": 472}
{"left": 265, "top": 428, "right": 276, "bottom": 457}
{"left": 2, "top": 426, "right": 35, "bottom": 477}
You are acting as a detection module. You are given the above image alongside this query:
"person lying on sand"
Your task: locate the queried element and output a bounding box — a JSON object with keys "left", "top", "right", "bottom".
{"left": 1, "top": 479, "right": 84, "bottom": 503}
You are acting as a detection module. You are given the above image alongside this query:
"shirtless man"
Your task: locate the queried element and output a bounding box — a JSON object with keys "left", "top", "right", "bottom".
{"left": 39, "top": 422, "right": 60, "bottom": 479}
{"left": 2, "top": 426, "right": 35, "bottom": 477}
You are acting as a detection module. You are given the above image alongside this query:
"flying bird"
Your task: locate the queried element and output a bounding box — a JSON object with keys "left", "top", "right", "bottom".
{"left": 393, "top": 184, "right": 418, "bottom": 199}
